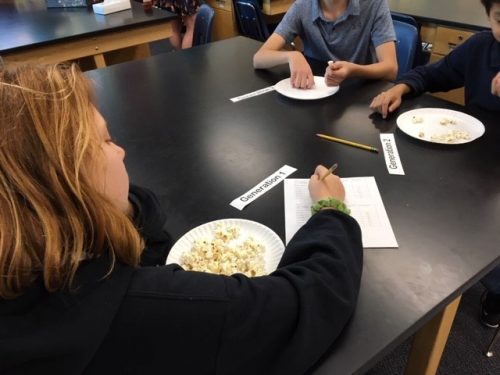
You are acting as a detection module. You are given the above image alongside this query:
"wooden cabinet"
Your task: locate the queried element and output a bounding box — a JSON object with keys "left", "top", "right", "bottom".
{"left": 420, "top": 24, "right": 437, "bottom": 46}
{"left": 432, "top": 26, "right": 474, "bottom": 55}
{"left": 206, "top": 0, "right": 238, "bottom": 40}
{"left": 262, "top": 0, "right": 293, "bottom": 16}
{"left": 206, "top": 0, "right": 289, "bottom": 41}
{"left": 426, "top": 26, "right": 475, "bottom": 105}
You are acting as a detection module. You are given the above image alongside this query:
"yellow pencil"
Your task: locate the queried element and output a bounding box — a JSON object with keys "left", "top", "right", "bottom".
{"left": 316, "top": 133, "right": 379, "bottom": 153}
{"left": 320, "top": 163, "right": 338, "bottom": 181}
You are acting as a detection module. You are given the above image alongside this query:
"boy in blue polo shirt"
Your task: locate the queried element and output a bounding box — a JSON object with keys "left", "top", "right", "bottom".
{"left": 370, "top": 0, "right": 500, "bottom": 115}
{"left": 253, "top": 0, "right": 398, "bottom": 89}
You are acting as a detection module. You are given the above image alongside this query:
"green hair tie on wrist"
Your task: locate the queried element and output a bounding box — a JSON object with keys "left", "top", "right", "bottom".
{"left": 311, "top": 198, "right": 351, "bottom": 216}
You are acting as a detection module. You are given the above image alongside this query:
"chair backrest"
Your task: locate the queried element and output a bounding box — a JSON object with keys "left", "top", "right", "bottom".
{"left": 391, "top": 11, "right": 424, "bottom": 68}
{"left": 233, "top": 0, "right": 270, "bottom": 42}
{"left": 193, "top": 4, "right": 215, "bottom": 46}
{"left": 391, "top": 11, "right": 419, "bottom": 30}
{"left": 393, "top": 20, "right": 418, "bottom": 79}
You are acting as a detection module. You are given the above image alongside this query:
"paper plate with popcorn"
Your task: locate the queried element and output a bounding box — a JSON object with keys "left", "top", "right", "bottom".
{"left": 396, "top": 108, "right": 485, "bottom": 144}
{"left": 167, "top": 219, "right": 285, "bottom": 276}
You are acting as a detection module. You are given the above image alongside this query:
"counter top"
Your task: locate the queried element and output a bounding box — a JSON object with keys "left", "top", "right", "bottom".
{"left": 388, "top": 0, "right": 490, "bottom": 30}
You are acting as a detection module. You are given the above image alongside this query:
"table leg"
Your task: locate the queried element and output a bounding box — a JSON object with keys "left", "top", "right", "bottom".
{"left": 404, "top": 295, "right": 462, "bottom": 375}
{"left": 104, "top": 44, "right": 151, "bottom": 66}
{"left": 93, "top": 54, "right": 107, "bottom": 69}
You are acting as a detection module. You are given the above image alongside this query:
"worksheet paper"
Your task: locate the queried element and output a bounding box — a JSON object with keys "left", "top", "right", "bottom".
{"left": 284, "top": 177, "right": 398, "bottom": 248}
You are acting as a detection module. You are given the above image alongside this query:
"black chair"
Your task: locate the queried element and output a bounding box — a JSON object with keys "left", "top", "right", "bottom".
{"left": 233, "top": 0, "right": 270, "bottom": 42}
{"left": 193, "top": 4, "right": 215, "bottom": 46}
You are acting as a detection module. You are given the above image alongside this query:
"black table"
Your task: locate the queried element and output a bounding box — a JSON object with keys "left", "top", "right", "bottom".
{"left": 86, "top": 37, "right": 500, "bottom": 374}
{"left": 0, "top": 0, "right": 176, "bottom": 69}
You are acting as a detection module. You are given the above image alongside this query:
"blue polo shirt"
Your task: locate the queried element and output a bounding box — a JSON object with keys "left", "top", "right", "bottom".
{"left": 274, "top": 0, "right": 395, "bottom": 63}
{"left": 397, "top": 31, "right": 500, "bottom": 112}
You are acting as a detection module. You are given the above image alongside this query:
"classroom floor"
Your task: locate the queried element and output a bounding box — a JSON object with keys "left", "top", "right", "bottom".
{"left": 366, "top": 282, "right": 500, "bottom": 375}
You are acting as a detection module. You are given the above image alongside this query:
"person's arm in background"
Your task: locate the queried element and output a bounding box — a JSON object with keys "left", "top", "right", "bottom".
{"left": 369, "top": 33, "right": 475, "bottom": 118}
{"left": 253, "top": 1, "right": 314, "bottom": 89}
{"left": 325, "top": 0, "right": 398, "bottom": 86}
{"left": 253, "top": 33, "right": 315, "bottom": 89}
{"left": 369, "top": 83, "right": 411, "bottom": 119}
{"left": 325, "top": 41, "right": 397, "bottom": 86}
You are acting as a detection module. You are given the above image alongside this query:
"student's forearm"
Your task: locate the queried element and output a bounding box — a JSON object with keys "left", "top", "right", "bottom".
{"left": 391, "top": 83, "right": 412, "bottom": 96}
{"left": 349, "top": 61, "right": 398, "bottom": 81}
{"left": 253, "top": 50, "right": 301, "bottom": 69}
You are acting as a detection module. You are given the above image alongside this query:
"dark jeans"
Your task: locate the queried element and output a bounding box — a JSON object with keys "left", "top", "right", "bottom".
{"left": 481, "top": 265, "right": 500, "bottom": 314}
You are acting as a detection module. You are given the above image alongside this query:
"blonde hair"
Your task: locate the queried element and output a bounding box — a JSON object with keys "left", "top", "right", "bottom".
{"left": 0, "top": 64, "right": 143, "bottom": 299}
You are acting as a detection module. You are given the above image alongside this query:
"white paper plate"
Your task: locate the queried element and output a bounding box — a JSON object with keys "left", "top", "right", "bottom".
{"left": 167, "top": 219, "right": 285, "bottom": 275}
{"left": 274, "top": 76, "right": 339, "bottom": 100}
{"left": 396, "top": 108, "right": 485, "bottom": 144}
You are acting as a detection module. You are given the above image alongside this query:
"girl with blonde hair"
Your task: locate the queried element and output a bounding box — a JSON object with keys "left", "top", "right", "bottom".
{"left": 0, "top": 63, "right": 362, "bottom": 375}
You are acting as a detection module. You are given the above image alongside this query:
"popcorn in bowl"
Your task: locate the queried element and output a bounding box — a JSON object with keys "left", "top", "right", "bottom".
{"left": 180, "top": 224, "right": 266, "bottom": 277}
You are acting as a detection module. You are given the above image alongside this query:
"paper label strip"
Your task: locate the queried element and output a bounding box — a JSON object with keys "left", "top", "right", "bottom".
{"left": 230, "top": 86, "right": 275, "bottom": 102}
{"left": 230, "top": 165, "right": 297, "bottom": 210}
{"left": 380, "top": 133, "right": 405, "bottom": 175}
